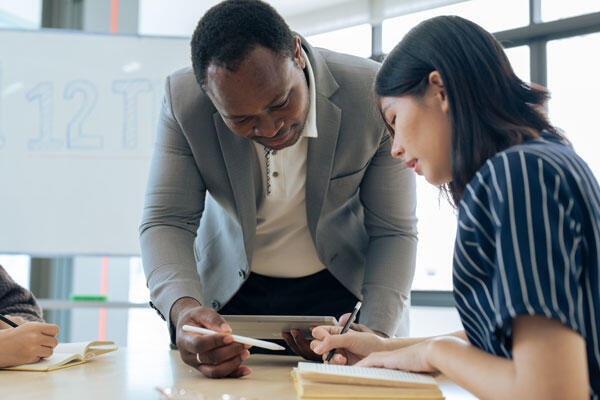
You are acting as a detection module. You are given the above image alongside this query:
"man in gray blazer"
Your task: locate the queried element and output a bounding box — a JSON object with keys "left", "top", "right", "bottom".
{"left": 140, "top": 0, "right": 417, "bottom": 378}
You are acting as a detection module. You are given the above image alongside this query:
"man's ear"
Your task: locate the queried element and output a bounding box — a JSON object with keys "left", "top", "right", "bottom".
{"left": 428, "top": 70, "right": 448, "bottom": 113}
{"left": 293, "top": 35, "right": 306, "bottom": 70}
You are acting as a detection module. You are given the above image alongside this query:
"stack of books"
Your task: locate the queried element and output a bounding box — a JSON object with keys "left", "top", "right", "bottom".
{"left": 292, "top": 362, "right": 444, "bottom": 399}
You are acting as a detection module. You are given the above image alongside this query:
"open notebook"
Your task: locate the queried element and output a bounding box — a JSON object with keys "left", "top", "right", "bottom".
{"left": 1, "top": 341, "right": 117, "bottom": 372}
{"left": 293, "top": 362, "right": 444, "bottom": 399}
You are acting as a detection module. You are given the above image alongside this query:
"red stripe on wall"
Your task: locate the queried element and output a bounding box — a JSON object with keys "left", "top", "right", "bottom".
{"left": 110, "top": 0, "right": 119, "bottom": 33}
{"left": 98, "top": 257, "right": 109, "bottom": 341}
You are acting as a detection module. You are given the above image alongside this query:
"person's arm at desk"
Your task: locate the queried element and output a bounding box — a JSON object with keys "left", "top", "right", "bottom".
{"left": 169, "top": 297, "right": 251, "bottom": 378}
{"left": 313, "top": 317, "right": 588, "bottom": 399}
{"left": 358, "top": 132, "right": 418, "bottom": 338}
{"left": 140, "top": 77, "right": 249, "bottom": 379}
{"left": 311, "top": 325, "right": 466, "bottom": 365}
{"left": 0, "top": 322, "right": 59, "bottom": 368}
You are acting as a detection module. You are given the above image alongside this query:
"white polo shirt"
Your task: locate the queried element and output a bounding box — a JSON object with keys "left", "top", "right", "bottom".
{"left": 250, "top": 50, "right": 325, "bottom": 278}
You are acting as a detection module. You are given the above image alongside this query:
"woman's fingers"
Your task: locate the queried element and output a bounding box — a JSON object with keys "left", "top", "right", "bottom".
{"left": 311, "top": 325, "right": 343, "bottom": 340}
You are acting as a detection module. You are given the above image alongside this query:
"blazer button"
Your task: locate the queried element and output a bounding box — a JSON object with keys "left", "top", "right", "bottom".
{"left": 211, "top": 300, "right": 220, "bottom": 309}
{"left": 238, "top": 269, "right": 246, "bottom": 279}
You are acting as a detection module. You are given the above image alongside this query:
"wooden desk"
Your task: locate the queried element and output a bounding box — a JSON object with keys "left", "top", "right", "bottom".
{"left": 0, "top": 349, "right": 477, "bottom": 400}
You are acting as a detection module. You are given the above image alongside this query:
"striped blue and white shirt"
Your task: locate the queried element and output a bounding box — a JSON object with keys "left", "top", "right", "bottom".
{"left": 454, "top": 131, "right": 599, "bottom": 398}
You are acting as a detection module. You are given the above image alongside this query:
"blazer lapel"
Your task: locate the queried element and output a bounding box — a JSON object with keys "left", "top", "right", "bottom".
{"left": 213, "top": 112, "right": 258, "bottom": 264}
{"left": 303, "top": 40, "right": 342, "bottom": 242}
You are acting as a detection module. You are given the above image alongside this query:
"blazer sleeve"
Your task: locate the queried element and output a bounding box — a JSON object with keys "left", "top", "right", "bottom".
{"left": 359, "top": 132, "right": 418, "bottom": 337}
{"left": 139, "top": 76, "right": 206, "bottom": 338}
{"left": 0, "top": 265, "right": 43, "bottom": 322}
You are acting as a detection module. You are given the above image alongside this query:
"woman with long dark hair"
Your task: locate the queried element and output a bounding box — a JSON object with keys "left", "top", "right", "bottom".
{"left": 311, "top": 16, "right": 598, "bottom": 399}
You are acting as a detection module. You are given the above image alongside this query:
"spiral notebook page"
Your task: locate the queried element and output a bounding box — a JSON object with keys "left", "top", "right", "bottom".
{"left": 297, "top": 362, "right": 437, "bottom": 387}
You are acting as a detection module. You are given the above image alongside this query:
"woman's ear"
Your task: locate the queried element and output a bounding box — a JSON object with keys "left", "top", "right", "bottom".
{"left": 428, "top": 71, "right": 449, "bottom": 113}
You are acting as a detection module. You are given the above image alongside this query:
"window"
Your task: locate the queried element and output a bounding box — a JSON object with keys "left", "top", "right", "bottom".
{"left": 127, "top": 257, "right": 171, "bottom": 349}
{"left": 0, "top": 0, "right": 41, "bottom": 29}
{"left": 402, "top": 43, "right": 531, "bottom": 292}
{"left": 0, "top": 255, "right": 30, "bottom": 288}
{"left": 138, "top": 0, "right": 207, "bottom": 37}
{"left": 382, "top": 0, "right": 529, "bottom": 53}
{"left": 542, "top": 1, "right": 600, "bottom": 22}
{"left": 547, "top": 32, "right": 600, "bottom": 179}
{"left": 307, "top": 24, "right": 372, "bottom": 58}
{"left": 505, "top": 45, "right": 531, "bottom": 83}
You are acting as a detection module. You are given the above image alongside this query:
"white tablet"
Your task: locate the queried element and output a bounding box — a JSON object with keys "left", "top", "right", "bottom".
{"left": 222, "top": 315, "right": 338, "bottom": 339}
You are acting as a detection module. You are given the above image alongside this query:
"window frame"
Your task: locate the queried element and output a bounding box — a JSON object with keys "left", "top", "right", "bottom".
{"left": 371, "top": 1, "right": 600, "bottom": 306}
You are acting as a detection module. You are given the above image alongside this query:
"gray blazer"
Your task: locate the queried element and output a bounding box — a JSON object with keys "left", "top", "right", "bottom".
{"left": 140, "top": 41, "right": 417, "bottom": 337}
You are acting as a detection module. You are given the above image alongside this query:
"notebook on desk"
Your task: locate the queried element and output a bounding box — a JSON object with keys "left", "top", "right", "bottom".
{"left": 292, "top": 362, "right": 444, "bottom": 399}
{"left": 1, "top": 341, "right": 117, "bottom": 372}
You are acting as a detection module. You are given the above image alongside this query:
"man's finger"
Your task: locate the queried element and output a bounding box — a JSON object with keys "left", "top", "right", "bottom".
{"left": 197, "top": 352, "right": 247, "bottom": 378}
{"left": 227, "top": 366, "right": 252, "bottom": 378}
{"left": 179, "top": 331, "right": 230, "bottom": 354}
{"left": 197, "top": 343, "right": 247, "bottom": 365}
{"left": 331, "top": 352, "right": 347, "bottom": 365}
{"left": 193, "top": 308, "right": 231, "bottom": 332}
{"left": 291, "top": 329, "right": 321, "bottom": 361}
{"left": 282, "top": 331, "right": 303, "bottom": 356}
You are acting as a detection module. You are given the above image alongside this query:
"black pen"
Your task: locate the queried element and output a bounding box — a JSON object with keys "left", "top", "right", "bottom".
{"left": 325, "top": 301, "right": 362, "bottom": 362}
{"left": 0, "top": 314, "right": 19, "bottom": 328}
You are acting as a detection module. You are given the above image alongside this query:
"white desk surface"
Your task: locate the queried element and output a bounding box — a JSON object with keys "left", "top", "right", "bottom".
{"left": 0, "top": 348, "right": 477, "bottom": 400}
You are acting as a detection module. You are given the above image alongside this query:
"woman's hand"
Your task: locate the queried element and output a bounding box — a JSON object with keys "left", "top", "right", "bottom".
{"left": 0, "top": 315, "right": 26, "bottom": 329}
{"left": 0, "top": 322, "right": 60, "bottom": 368}
{"left": 355, "top": 338, "right": 442, "bottom": 373}
{"left": 310, "top": 325, "right": 387, "bottom": 365}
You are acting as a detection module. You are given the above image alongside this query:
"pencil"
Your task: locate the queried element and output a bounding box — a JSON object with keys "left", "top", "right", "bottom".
{"left": 325, "top": 301, "right": 362, "bottom": 362}
{"left": 0, "top": 314, "right": 19, "bottom": 328}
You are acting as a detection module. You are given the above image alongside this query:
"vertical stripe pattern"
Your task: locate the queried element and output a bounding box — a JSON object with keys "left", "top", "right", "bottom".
{"left": 454, "top": 132, "right": 599, "bottom": 398}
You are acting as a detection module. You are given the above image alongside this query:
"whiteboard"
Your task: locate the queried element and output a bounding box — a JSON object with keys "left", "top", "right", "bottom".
{"left": 0, "top": 29, "right": 189, "bottom": 255}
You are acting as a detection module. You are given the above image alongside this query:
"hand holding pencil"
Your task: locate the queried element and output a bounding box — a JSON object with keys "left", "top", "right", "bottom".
{"left": 310, "top": 302, "right": 389, "bottom": 365}
{"left": 0, "top": 314, "right": 59, "bottom": 368}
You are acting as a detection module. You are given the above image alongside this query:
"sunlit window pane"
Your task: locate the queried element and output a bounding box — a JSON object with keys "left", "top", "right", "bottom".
{"left": 402, "top": 51, "right": 529, "bottom": 293}
{"left": 128, "top": 257, "right": 170, "bottom": 347}
{"left": 411, "top": 183, "right": 456, "bottom": 291}
{"left": 307, "top": 24, "right": 372, "bottom": 58}
{"left": 0, "top": 255, "right": 31, "bottom": 289}
{"left": 0, "top": 0, "right": 41, "bottom": 29}
{"left": 505, "top": 45, "right": 530, "bottom": 83}
{"left": 383, "top": 0, "right": 528, "bottom": 53}
{"left": 547, "top": 33, "right": 600, "bottom": 181}
{"left": 542, "top": 1, "right": 600, "bottom": 22}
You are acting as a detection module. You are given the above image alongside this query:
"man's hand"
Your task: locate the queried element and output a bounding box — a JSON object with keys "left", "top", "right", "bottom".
{"left": 282, "top": 329, "right": 321, "bottom": 361}
{"left": 171, "top": 298, "right": 251, "bottom": 378}
{"left": 0, "top": 322, "right": 59, "bottom": 368}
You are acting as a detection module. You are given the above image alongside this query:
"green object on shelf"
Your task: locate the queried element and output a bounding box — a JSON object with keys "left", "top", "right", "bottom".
{"left": 69, "top": 294, "right": 108, "bottom": 302}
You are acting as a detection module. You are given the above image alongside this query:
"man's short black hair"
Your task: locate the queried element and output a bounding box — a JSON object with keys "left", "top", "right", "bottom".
{"left": 191, "top": 0, "right": 296, "bottom": 89}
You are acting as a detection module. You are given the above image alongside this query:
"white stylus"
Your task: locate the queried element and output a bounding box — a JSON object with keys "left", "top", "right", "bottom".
{"left": 182, "top": 324, "right": 286, "bottom": 351}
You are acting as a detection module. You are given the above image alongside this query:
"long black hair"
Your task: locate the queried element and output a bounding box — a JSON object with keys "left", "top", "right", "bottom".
{"left": 375, "top": 15, "right": 560, "bottom": 206}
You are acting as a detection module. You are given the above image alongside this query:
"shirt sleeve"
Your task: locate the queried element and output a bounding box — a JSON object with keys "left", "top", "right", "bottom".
{"left": 485, "top": 150, "right": 585, "bottom": 349}
{"left": 0, "top": 265, "right": 43, "bottom": 322}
